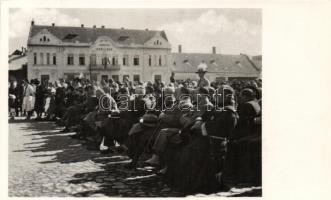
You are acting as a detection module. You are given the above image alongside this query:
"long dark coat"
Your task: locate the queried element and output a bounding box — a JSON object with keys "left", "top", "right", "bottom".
{"left": 164, "top": 106, "right": 238, "bottom": 194}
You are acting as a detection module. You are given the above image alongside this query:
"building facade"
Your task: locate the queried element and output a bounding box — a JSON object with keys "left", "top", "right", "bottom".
{"left": 26, "top": 21, "right": 261, "bottom": 84}
{"left": 27, "top": 21, "right": 172, "bottom": 83}
{"left": 171, "top": 46, "right": 261, "bottom": 82}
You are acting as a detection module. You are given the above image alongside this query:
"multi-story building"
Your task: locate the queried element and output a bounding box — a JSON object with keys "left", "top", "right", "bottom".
{"left": 27, "top": 21, "right": 172, "bottom": 83}
{"left": 26, "top": 21, "right": 261, "bottom": 84}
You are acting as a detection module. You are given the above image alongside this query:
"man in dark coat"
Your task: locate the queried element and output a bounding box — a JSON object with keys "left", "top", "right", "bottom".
{"left": 222, "top": 87, "right": 262, "bottom": 187}
{"left": 34, "top": 79, "right": 45, "bottom": 120}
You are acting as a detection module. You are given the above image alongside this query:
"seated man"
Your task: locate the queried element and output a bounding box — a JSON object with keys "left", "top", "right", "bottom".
{"left": 145, "top": 87, "right": 193, "bottom": 166}
{"left": 99, "top": 87, "right": 133, "bottom": 152}
{"left": 222, "top": 87, "right": 262, "bottom": 187}
{"left": 146, "top": 87, "right": 214, "bottom": 172}
{"left": 125, "top": 86, "right": 184, "bottom": 168}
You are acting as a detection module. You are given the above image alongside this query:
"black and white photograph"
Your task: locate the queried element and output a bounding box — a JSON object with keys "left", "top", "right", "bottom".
{"left": 7, "top": 7, "right": 262, "bottom": 197}
{"left": 4, "top": 1, "right": 331, "bottom": 199}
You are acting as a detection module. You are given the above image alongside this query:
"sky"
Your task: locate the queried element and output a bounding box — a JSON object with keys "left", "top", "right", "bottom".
{"left": 9, "top": 8, "right": 261, "bottom": 56}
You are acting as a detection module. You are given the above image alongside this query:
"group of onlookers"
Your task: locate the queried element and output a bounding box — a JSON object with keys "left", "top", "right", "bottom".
{"left": 8, "top": 75, "right": 261, "bottom": 194}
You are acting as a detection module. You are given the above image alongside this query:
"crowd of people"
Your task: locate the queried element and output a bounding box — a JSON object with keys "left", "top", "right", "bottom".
{"left": 8, "top": 66, "right": 262, "bottom": 194}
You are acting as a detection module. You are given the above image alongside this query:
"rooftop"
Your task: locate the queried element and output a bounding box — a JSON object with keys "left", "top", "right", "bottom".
{"left": 171, "top": 53, "right": 260, "bottom": 74}
{"left": 28, "top": 24, "right": 168, "bottom": 46}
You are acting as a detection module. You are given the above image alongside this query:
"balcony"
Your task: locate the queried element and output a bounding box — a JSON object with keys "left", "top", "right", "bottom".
{"left": 89, "top": 64, "right": 121, "bottom": 71}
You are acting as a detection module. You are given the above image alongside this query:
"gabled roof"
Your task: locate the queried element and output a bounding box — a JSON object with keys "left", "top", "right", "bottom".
{"left": 28, "top": 25, "right": 168, "bottom": 46}
{"left": 9, "top": 54, "right": 27, "bottom": 71}
{"left": 171, "top": 53, "right": 260, "bottom": 75}
{"left": 251, "top": 55, "right": 262, "bottom": 70}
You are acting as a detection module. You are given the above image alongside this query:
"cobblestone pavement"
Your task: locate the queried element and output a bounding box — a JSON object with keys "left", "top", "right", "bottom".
{"left": 9, "top": 119, "right": 261, "bottom": 197}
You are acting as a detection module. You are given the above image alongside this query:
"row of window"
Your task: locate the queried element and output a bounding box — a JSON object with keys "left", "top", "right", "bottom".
{"left": 40, "top": 73, "right": 162, "bottom": 84}
{"left": 94, "top": 74, "right": 161, "bottom": 82}
{"left": 33, "top": 53, "right": 57, "bottom": 65}
{"left": 33, "top": 53, "right": 166, "bottom": 66}
{"left": 40, "top": 36, "right": 50, "bottom": 42}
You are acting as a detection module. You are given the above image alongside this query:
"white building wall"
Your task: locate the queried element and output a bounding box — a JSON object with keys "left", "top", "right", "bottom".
{"left": 27, "top": 45, "right": 172, "bottom": 83}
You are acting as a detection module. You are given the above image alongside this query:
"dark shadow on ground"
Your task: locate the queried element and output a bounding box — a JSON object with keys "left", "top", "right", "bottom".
{"left": 9, "top": 120, "right": 261, "bottom": 197}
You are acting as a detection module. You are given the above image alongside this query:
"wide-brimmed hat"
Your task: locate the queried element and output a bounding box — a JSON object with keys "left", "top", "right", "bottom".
{"left": 140, "top": 113, "right": 158, "bottom": 127}
{"left": 195, "top": 62, "right": 208, "bottom": 73}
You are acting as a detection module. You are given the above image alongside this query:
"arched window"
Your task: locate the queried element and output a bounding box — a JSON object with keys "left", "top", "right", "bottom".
{"left": 43, "top": 36, "right": 46, "bottom": 42}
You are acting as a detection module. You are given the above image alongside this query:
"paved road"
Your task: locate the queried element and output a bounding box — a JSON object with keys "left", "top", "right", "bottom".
{"left": 8, "top": 119, "right": 261, "bottom": 197}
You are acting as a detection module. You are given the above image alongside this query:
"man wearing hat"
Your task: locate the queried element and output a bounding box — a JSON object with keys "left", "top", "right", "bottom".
{"left": 34, "top": 79, "right": 45, "bottom": 120}
{"left": 221, "top": 87, "right": 262, "bottom": 186}
{"left": 196, "top": 61, "right": 210, "bottom": 88}
{"left": 125, "top": 112, "right": 159, "bottom": 168}
{"left": 145, "top": 87, "right": 193, "bottom": 167}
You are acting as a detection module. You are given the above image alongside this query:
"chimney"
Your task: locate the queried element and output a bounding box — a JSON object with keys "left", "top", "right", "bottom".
{"left": 93, "top": 25, "right": 96, "bottom": 28}
{"left": 101, "top": 25, "right": 105, "bottom": 28}
{"left": 31, "top": 20, "right": 34, "bottom": 26}
{"left": 81, "top": 24, "right": 84, "bottom": 28}
{"left": 52, "top": 23, "right": 55, "bottom": 27}
{"left": 178, "top": 45, "right": 182, "bottom": 53}
{"left": 21, "top": 47, "right": 24, "bottom": 54}
{"left": 212, "top": 46, "right": 216, "bottom": 54}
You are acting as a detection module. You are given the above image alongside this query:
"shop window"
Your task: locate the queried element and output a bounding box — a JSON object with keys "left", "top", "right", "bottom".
{"left": 101, "top": 75, "right": 109, "bottom": 81}
{"left": 154, "top": 75, "right": 161, "bottom": 82}
{"left": 41, "top": 75, "right": 50, "bottom": 83}
{"left": 112, "top": 75, "right": 119, "bottom": 82}
{"left": 133, "top": 75, "right": 140, "bottom": 82}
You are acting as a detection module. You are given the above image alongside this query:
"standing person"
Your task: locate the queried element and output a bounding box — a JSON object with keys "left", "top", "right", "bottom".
{"left": 22, "top": 79, "right": 35, "bottom": 120}
{"left": 196, "top": 61, "right": 210, "bottom": 88}
{"left": 222, "top": 87, "right": 262, "bottom": 187}
{"left": 9, "top": 81, "right": 19, "bottom": 119}
{"left": 170, "top": 71, "right": 175, "bottom": 83}
{"left": 34, "top": 79, "right": 45, "bottom": 120}
{"left": 54, "top": 81, "right": 66, "bottom": 119}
